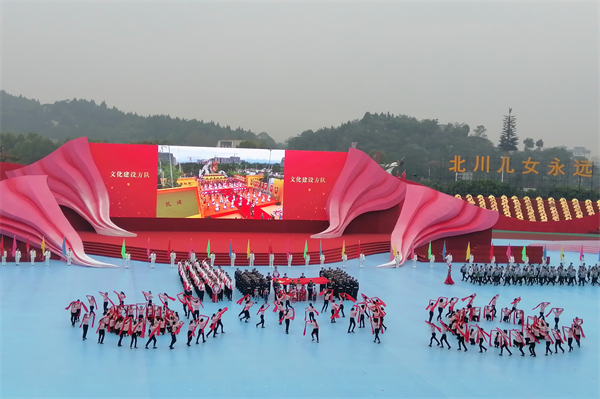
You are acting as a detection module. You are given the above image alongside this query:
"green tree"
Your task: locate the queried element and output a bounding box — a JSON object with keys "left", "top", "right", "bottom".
{"left": 472, "top": 125, "right": 488, "bottom": 138}
{"left": 498, "top": 108, "right": 518, "bottom": 152}
{"left": 535, "top": 139, "right": 544, "bottom": 151}
{"left": 523, "top": 137, "right": 535, "bottom": 151}
{"left": 237, "top": 140, "right": 257, "bottom": 148}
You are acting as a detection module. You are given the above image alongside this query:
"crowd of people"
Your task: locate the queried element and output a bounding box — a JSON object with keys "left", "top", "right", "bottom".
{"left": 425, "top": 293, "right": 586, "bottom": 356}
{"left": 319, "top": 268, "right": 360, "bottom": 301}
{"left": 178, "top": 259, "right": 233, "bottom": 302}
{"left": 235, "top": 268, "right": 270, "bottom": 299}
{"left": 460, "top": 263, "right": 599, "bottom": 286}
{"left": 65, "top": 291, "right": 228, "bottom": 349}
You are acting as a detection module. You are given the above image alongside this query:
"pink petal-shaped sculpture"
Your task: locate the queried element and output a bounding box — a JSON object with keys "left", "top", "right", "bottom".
{"left": 312, "top": 148, "right": 406, "bottom": 239}
{"left": 7, "top": 138, "right": 135, "bottom": 237}
{"left": 0, "top": 175, "right": 116, "bottom": 267}
{"left": 383, "top": 184, "right": 499, "bottom": 267}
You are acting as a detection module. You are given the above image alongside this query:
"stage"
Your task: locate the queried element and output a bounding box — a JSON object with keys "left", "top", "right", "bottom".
{"left": 0, "top": 240, "right": 598, "bottom": 399}
{"left": 77, "top": 230, "right": 392, "bottom": 266}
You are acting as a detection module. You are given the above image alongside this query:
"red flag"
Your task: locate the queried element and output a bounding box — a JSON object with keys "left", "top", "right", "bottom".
{"left": 401, "top": 171, "right": 406, "bottom": 179}
{"left": 410, "top": 244, "right": 414, "bottom": 259}
{"left": 357, "top": 240, "right": 362, "bottom": 257}
{"left": 26, "top": 236, "right": 30, "bottom": 253}
{"left": 0, "top": 235, "right": 3, "bottom": 253}
{"left": 505, "top": 243, "right": 512, "bottom": 259}
{"left": 268, "top": 240, "right": 273, "bottom": 254}
{"left": 489, "top": 244, "right": 494, "bottom": 262}
{"left": 12, "top": 236, "right": 17, "bottom": 257}
{"left": 579, "top": 245, "right": 584, "bottom": 261}
{"left": 146, "top": 238, "right": 150, "bottom": 258}
{"left": 188, "top": 239, "right": 193, "bottom": 259}
{"left": 167, "top": 238, "right": 171, "bottom": 255}
{"left": 390, "top": 242, "right": 394, "bottom": 261}
{"left": 285, "top": 239, "right": 290, "bottom": 258}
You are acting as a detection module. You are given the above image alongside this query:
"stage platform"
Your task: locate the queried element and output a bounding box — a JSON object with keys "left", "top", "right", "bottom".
{"left": 78, "top": 231, "right": 392, "bottom": 266}
{"left": 0, "top": 239, "right": 598, "bottom": 399}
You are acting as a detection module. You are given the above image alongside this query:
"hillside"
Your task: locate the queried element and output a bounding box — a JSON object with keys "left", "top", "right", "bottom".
{"left": 0, "top": 90, "right": 277, "bottom": 147}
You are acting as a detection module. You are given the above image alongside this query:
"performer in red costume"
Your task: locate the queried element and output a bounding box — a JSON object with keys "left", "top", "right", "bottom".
{"left": 96, "top": 313, "right": 109, "bottom": 344}
{"left": 281, "top": 308, "right": 295, "bottom": 334}
{"left": 238, "top": 297, "right": 255, "bottom": 323}
{"left": 79, "top": 312, "right": 95, "bottom": 340}
{"left": 256, "top": 303, "right": 269, "bottom": 328}
{"left": 546, "top": 308, "right": 564, "bottom": 330}
{"left": 425, "top": 321, "right": 441, "bottom": 347}
{"left": 444, "top": 263, "right": 455, "bottom": 285}
{"left": 532, "top": 302, "right": 551, "bottom": 321}
{"left": 195, "top": 316, "right": 209, "bottom": 343}
{"left": 461, "top": 293, "right": 476, "bottom": 308}
{"left": 305, "top": 319, "right": 319, "bottom": 343}
{"left": 330, "top": 300, "right": 341, "bottom": 323}
{"left": 86, "top": 295, "right": 97, "bottom": 314}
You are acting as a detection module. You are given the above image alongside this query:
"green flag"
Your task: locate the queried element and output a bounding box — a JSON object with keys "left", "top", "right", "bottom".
{"left": 206, "top": 239, "right": 211, "bottom": 257}
{"left": 427, "top": 242, "right": 432, "bottom": 260}
{"left": 522, "top": 245, "right": 527, "bottom": 262}
{"left": 121, "top": 240, "right": 126, "bottom": 259}
{"left": 303, "top": 240, "right": 308, "bottom": 259}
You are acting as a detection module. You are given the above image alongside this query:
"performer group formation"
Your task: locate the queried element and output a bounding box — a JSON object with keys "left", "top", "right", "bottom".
{"left": 425, "top": 293, "right": 586, "bottom": 356}
{"left": 64, "top": 257, "right": 391, "bottom": 349}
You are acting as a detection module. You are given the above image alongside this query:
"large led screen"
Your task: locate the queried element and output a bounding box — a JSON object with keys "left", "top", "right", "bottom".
{"left": 89, "top": 143, "right": 347, "bottom": 220}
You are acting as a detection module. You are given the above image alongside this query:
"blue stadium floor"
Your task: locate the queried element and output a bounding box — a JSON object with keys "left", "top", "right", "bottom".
{"left": 1, "top": 239, "right": 598, "bottom": 399}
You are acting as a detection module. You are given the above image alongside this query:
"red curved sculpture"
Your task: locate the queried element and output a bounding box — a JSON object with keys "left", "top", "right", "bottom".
{"left": 0, "top": 175, "right": 116, "bottom": 267}
{"left": 389, "top": 184, "right": 499, "bottom": 264}
{"left": 311, "top": 148, "right": 406, "bottom": 238}
{"left": 6, "top": 138, "right": 135, "bottom": 237}
{"left": 313, "top": 149, "right": 499, "bottom": 266}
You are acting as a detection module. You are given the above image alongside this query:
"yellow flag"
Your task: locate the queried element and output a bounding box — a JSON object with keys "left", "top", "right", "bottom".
{"left": 393, "top": 242, "right": 397, "bottom": 257}
{"left": 41, "top": 236, "right": 46, "bottom": 254}
{"left": 560, "top": 246, "right": 563, "bottom": 261}
{"left": 466, "top": 242, "right": 471, "bottom": 261}
{"left": 341, "top": 240, "right": 346, "bottom": 256}
{"left": 246, "top": 240, "right": 251, "bottom": 259}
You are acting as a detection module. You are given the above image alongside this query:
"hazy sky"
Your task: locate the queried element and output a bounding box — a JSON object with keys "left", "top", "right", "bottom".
{"left": 2, "top": 1, "right": 598, "bottom": 153}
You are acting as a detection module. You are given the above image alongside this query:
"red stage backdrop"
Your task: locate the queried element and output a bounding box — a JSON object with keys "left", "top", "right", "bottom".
{"left": 283, "top": 150, "right": 348, "bottom": 220}
{"left": 89, "top": 143, "right": 158, "bottom": 218}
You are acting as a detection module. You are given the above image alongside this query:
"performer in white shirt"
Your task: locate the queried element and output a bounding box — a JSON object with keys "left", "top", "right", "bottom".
{"left": 269, "top": 252, "right": 275, "bottom": 269}
{"left": 445, "top": 252, "right": 453, "bottom": 265}
{"left": 509, "top": 255, "right": 515, "bottom": 265}
{"left": 491, "top": 256, "right": 496, "bottom": 264}
{"left": 320, "top": 253, "right": 325, "bottom": 268}
{"left": 230, "top": 250, "right": 236, "bottom": 268}
{"left": 44, "top": 249, "right": 51, "bottom": 265}
{"left": 125, "top": 252, "right": 131, "bottom": 269}
{"left": 287, "top": 253, "right": 293, "bottom": 268}
{"left": 30, "top": 248, "right": 36, "bottom": 265}
{"left": 149, "top": 252, "right": 156, "bottom": 268}
{"left": 210, "top": 251, "right": 216, "bottom": 267}
{"left": 412, "top": 254, "right": 418, "bottom": 269}
{"left": 190, "top": 251, "right": 196, "bottom": 264}
{"left": 15, "top": 249, "right": 21, "bottom": 266}
{"left": 170, "top": 250, "right": 176, "bottom": 268}
{"left": 429, "top": 254, "right": 435, "bottom": 268}
{"left": 359, "top": 253, "right": 365, "bottom": 268}
{"left": 342, "top": 253, "right": 348, "bottom": 268}
{"left": 66, "top": 248, "right": 72, "bottom": 266}
{"left": 248, "top": 251, "right": 255, "bottom": 268}
{"left": 2, "top": 249, "right": 7, "bottom": 265}
{"left": 305, "top": 253, "right": 310, "bottom": 267}
{"left": 469, "top": 254, "right": 474, "bottom": 265}
{"left": 394, "top": 252, "right": 401, "bottom": 268}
